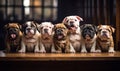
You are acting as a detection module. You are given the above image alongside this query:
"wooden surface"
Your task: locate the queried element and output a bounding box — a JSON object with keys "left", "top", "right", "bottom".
{"left": 1, "top": 51, "right": 120, "bottom": 61}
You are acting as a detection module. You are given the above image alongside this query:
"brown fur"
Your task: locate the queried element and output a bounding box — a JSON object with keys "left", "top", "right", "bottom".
{"left": 53, "top": 23, "right": 71, "bottom": 53}
{"left": 5, "top": 23, "right": 22, "bottom": 52}
{"left": 96, "top": 25, "right": 115, "bottom": 52}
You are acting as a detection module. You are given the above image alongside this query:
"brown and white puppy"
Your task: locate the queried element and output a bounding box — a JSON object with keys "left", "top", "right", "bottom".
{"left": 4, "top": 23, "right": 22, "bottom": 52}
{"left": 53, "top": 23, "right": 73, "bottom": 53}
{"left": 18, "top": 21, "right": 41, "bottom": 53}
{"left": 62, "top": 15, "right": 83, "bottom": 52}
{"left": 81, "top": 24, "right": 97, "bottom": 53}
{"left": 96, "top": 25, "right": 115, "bottom": 52}
{"left": 39, "top": 22, "right": 54, "bottom": 53}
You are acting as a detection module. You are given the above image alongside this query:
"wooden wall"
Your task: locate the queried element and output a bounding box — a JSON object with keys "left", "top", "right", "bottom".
{"left": 116, "top": 0, "right": 120, "bottom": 50}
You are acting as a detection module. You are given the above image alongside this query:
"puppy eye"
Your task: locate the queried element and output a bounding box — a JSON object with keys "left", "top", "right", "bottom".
{"left": 66, "top": 20, "right": 69, "bottom": 23}
{"left": 41, "top": 27, "right": 43, "bottom": 29}
{"left": 49, "top": 27, "right": 52, "bottom": 28}
{"left": 75, "top": 19, "right": 77, "bottom": 21}
{"left": 98, "top": 29, "right": 102, "bottom": 32}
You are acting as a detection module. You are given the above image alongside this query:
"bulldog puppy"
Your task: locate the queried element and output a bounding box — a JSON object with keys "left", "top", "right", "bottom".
{"left": 4, "top": 23, "right": 22, "bottom": 52}
{"left": 80, "top": 24, "right": 97, "bottom": 53}
{"left": 53, "top": 23, "right": 73, "bottom": 53}
{"left": 62, "top": 15, "right": 83, "bottom": 52}
{"left": 18, "top": 21, "right": 41, "bottom": 53}
{"left": 96, "top": 25, "right": 115, "bottom": 52}
{"left": 39, "top": 22, "right": 54, "bottom": 53}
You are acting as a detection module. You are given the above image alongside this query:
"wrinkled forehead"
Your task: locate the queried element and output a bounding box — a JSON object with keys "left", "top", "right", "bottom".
{"left": 41, "top": 22, "right": 53, "bottom": 27}
{"left": 67, "top": 16, "right": 78, "bottom": 20}
{"left": 25, "top": 21, "right": 35, "bottom": 27}
{"left": 8, "top": 23, "right": 19, "bottom": 28}
{"left": 99, "top": 25, "right": 110, "bottom": 30}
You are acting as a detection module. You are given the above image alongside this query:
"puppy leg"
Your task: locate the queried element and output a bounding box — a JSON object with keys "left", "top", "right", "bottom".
{"left": 18, "top": 41, "right": 26, "bottom": 53}
{"left": 34, "top": 41, "right": 40, "bottom": 53}
{"left": 81, "top": 43, "right": 87, "bottom": 53}
{"left": 39, "top": 43, "right": 46, "bottom": 53}
{"left": 108, "top": 47, "right": 115, "bottom": 53}
{"left": 51, "top": 44, "right": 56, "bottom": 53}
{"left": 90, "top": 41, "right": 96, "bottom": 52}
{"left": 69, "top": 43, "right": 76, "bottom": 53}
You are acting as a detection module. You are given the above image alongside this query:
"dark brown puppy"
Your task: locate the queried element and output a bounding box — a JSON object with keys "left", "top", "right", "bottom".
{"left": 53, "top": 23, "right": 71, "bottom": 53}
{"left": 4, "top": 23, "right": 22, "bottom": 52}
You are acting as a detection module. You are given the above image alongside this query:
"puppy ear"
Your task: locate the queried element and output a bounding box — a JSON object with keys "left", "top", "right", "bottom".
{"left": 4, "top": 23, "right": 9, "bottom": 30}
{"left": 76, "top": 16, "right": 83, "bottom": 21}
{"left": 110, "top": 26, "right": 115, "bottom": 33}
{"left": 62, "top": 17, "right": 67, "bottom": 24}
{"left": 80, "top": 24, "right": 85, "bottom": 30}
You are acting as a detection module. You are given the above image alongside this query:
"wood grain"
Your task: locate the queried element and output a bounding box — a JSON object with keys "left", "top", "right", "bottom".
{"left": 0, "top": 51, "right": 120, "bottom": 61}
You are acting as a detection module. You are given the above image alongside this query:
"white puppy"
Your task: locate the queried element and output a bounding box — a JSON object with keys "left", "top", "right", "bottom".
{"left": 39, "top": 22, "right": 55, "bottom": 53}
{"left": 63, "top": 15, "right": 83, "bottom": 53}
{"left": 19, "top": 21, "right": 41, "bottom": 53}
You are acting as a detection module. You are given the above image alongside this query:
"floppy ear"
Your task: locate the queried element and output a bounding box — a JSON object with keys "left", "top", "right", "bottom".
{"left": 93, "top": 25, "right": 97, "bottom": 33}
{"left": 4, "top": 23, "right": 9, "bottom": 30}
{"left": 80, "top": 24, "right": 85, "bottom": 30}
{"left": 62, "top": 17, "right": 67, "bottom": 24}
{"left": 110, "top": 26, "right": 115, "bottom": 33}
{"left": 76, "top": 16, "right": 83, "bottom": 21}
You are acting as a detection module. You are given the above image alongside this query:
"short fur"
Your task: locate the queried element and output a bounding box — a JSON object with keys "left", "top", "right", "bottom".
{"left": 81, "top": 24, "right": 97, "bottom": 53}
{"left": 39, "top": 22, "right": 54, "bottom": 53}
{"left": 53, "top": 23, "right": 72, "bottom": 53}
{"left": 62, "top": 15, "right": 83, "bottom": 52}
{"left": 96, "top": 25, "right": 115, "bottom": 52}
{"left": 19, "top": 21, "right": 41, "bottom": 53}
{"left": 4, "top": 23, "right": 22, "bottom": 52}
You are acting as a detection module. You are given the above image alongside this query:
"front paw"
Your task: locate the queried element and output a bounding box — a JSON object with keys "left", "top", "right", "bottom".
{"left": 18, "top": 49, "right": 25, "bottom": 53}
{"left": 95, "top": 50, "right": 101, "bottom": 53}
{"left": 39, "top": 50, "right": 46, "bottom": 53}
{"left": 81, "top": 49, "right": 87, "bottom": 53}
{"left": 108, "top": 47, "right": 115, "bottom": 53}
{"left": 34, "top": 49, "right": 40, "bottom": 53}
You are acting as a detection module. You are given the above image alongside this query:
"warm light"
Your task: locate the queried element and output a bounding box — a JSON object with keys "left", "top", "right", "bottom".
{"left": 24, "top": 0, "right": 30, "bottom": 15}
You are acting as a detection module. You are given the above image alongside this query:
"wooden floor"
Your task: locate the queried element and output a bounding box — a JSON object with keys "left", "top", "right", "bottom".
{"left": 1, "top": 51, "right": 120, "bottom": 71}
{"left": 1, "top": 51, "right": 120, "bottom": 61}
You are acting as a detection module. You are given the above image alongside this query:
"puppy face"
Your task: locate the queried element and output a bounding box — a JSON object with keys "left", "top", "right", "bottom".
{"left": 54, "top": 23, "right": 68, "bottom": 40}
{"left": 62, "top": 16, "right": 83, "bottom": 31}
{"left": 5, "top": 23, "right": 21, "bottom": 40}
{"left": 40, "top": 22, "right": 54, "bottom": 35}
{"left": 23, "top": 21, "right": 38, "bottom": 38}
{"left": 97, "top": 25, "right": 115, "bottom": 40}
{"left": 81, "top": 24, "right": 97, "bottom": 41}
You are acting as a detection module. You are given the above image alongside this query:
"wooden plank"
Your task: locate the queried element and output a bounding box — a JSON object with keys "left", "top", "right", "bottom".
{"left": 116, "top": 0, "right": 120, "bottom": 50}
{"left": 1, "top": 51, "right": 120, "bottom": 61}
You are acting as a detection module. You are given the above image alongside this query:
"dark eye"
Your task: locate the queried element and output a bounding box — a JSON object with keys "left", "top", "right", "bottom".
{"left": 75, "top": 19, "right": 77, "bottom": 21}
{"left": 66, "top": 20, "right": 69, "bottom": 23}
{"left": 49, "top": 27, "right": 52, "bottom": 28}
{"left": 41, "top": 27, "right": 43, "bottom": 29}
{"left": 98, "top": 29, "right": 102, "bottom": 32}
{"left": 107, "top": 29, "right": 111, "bottom": 32}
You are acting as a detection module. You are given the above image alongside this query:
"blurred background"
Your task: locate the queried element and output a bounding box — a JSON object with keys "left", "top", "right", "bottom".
{"left": 0, "top": 0, "right": 120, "bottom": 51}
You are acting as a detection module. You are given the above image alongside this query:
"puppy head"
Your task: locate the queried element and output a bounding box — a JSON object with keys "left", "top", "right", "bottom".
{"left": 81, "top": 24, "right": 97, "bottom": 41}
{"left": 40, "top": 22, "right": 54, "bottom": 35}
{"left": 54, "top": 23, "right": 68, "bottom": 40}
{"left": 23, "top": 21, "right": 38, "bottom": 37}
{"left": 97, "top": 25, "right": 115, "bottom": 40}
{"left": 5, "top": 23, "right": 21, "bottom": 40}
{"left": 62, "top": 15, "right": 83, "bottom": 32}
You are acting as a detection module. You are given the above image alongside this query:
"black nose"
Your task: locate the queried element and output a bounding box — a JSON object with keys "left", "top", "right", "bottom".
{"left": 70, "top": 21, "right": 74, "bottom": 27}
{"left": 27, "top": 28, "right": 31, "bottom": 30}
{"left": 44, "top": 29, "right": 48, "bottom": 33}
{"left": 103, "top": 31, "right": 107, "bottom": 34}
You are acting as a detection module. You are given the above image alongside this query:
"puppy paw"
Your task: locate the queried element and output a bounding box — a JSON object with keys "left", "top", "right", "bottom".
{"left": 34, "top": 49, "right": 40, "bottom": 53}
{"left": 95, "top": 50, "right": 101, "bottom": 53}
{"left": 108, "top": 47, "right": 115, "bottom": 53}
{"left": 81, "top": 49, "right": 87, "bottom": 53}
{"left": 39, "top": 50, "right": 46, "bottom": 53}
{"left": 18, "top": 49, "right": 25, "bottom": 53}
